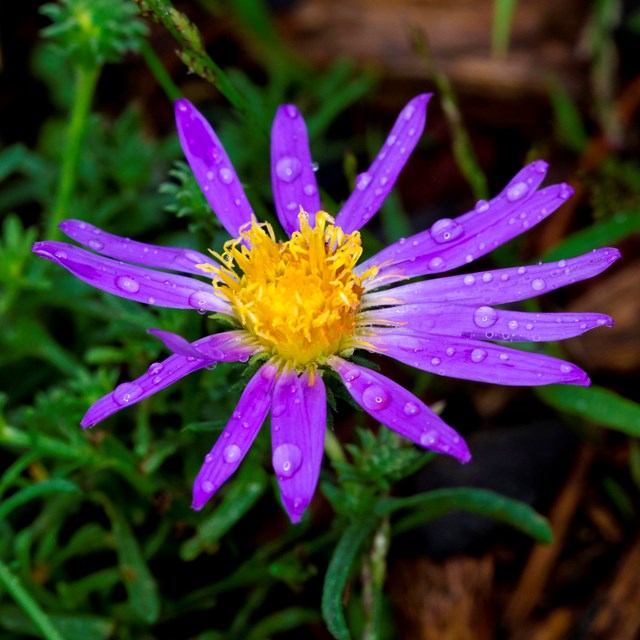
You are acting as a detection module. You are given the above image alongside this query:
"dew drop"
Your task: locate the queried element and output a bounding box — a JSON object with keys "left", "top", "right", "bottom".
{"left": 344, "top": 368, "right": 360, "bottom": 382}
{"left": 560, "top": 364, "right": 572, "bottom": 373}
{"left": 272, "top": 403, "right": 286, "bottom": 417}
{"left": 206, "top": 170, "right": 214, "bottom": 180}
{"left": 428, "top": 256, "right": 446, "bottom": 271}
{"left": 54, "top": 250, "right": 67, "bottom": 259}
{"left": 473, "top": 306, "right": 498, "bottom": 328}
{"left": 89, "top": 239, "right": 103, "bottom": 250}
{"left": 303, "top": 183, "right": 317, "bottom": 196}
{"left": 506, "top": 182, "right": 529, "bottom": 201}
{"left": 201, "top": 480, "right": 214, "bottom": 493}
{"left": 311, "top": 161, "right": 319, "bottom": 172}
{"left": 115, "top": 275, "right": 140, "bottom": 293}
{"left": 205, "top": 453, "right": 213, "bottom": 463}
{"left": 148, "top": 362, "right": 163, "bottom": 375}
{"left": 403, "top": 104, "right": 415, "bottom": 120}
{"left": 152, "top": 375, "right": 163, "bottom": 385}
{"left": 420, "top": 430, "right": 438, "bottom": 446}
{"left": 218, "top": 167, "right": 234, "bottom": 184}
{"left": 470, "top": 348, "right": 487, "bottom": 363}
{"left": 499, "top": 353, "right": 509, "bottom": 361}
{"left": 558, "top": 259, "right": 567, "bottom": 268}
{"left": 223, "top": 444, "right": 242, "bottom": 464}
{"left": 446, "top": 347, "right": 456, "bottom": 357}
{"left": 285, "top": 105, "right": 298, "bottom": 118}
{"left": 525, "top": 323, "right": 534, "bottom": 331}
{"left": 187, "top": 290, "right": 217, "bottom": 310}
{"left": 463, "top": 275, "right": 476, "bottom": 286}
{"left": 356, "top": 172, "right": 372, "bottom": 190}
{"left": 361, "top": 384, "right": 390, "bottom": 411}
{"left": 273, "top": 443, "right": 302, "bottom": 478}
{"left": 508, "top": 320, "right": 519, "bottom": 330}
{"left": 431, "top": 357, "right": 441, "bottom": 366}
{"left": 430, "top": 218, "right": 464, "bottom": 244}
{"left": 386, "top": 134, "right": 397, "bottom": 146}
{"left": 530, "top": 278, "right": 545, "bottom": 292}
{"left": 403, "top": 402, "right": 420, "bottom": 416}
{"left": 113, "top": 382, "right": 143, "bottom": 406}
{"left": 482, "top": 272, "right": 493, "bottom": 283}
{"left": 558, "top": 184, "right": 572, "bottom": 199}
{"left": 475, "top": 200, "right": 490, "bottom": 213}
{"left": 276, "top": 156, "right": 302, "bottom": 182}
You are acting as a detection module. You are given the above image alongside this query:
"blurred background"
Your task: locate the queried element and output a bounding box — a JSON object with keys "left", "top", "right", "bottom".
{"left": 1, "top": 1, "right": 640, "bottom": 638}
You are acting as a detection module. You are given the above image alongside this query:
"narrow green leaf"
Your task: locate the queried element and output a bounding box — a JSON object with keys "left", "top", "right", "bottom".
{"left": 537, "top": 384, "right": 640, "bottom": 436}
{"left": 104, "top": 502, "right": 160, "bottom": 624}
{"left": 379, "top": 488, "right": 553, "bottom": 543}
{"left": 547, "top": 75, "right": 589, "bottom": 152}
{"left": 0, "top": 479, "right": 81, "bottom": 521}
{"left": 0, "top": 560, "right": 66, "bottom": 640}
{"left": 181, "top": 458, "right": 267, "bottom": 561}
{"left": 543, "top": 210, "right": 640, "bottom": 261}
{"left": 322, "top": 519, "right": 377, "bottom": 640}
{"left": 492, "top": 0, "right": 519, "bottom": 56}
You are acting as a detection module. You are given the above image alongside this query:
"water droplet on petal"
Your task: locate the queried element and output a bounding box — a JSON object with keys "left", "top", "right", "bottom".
{"left": 506, "top": 182, "right": 529, "bottom": 201}
{"left": 558, "top": 184, "right": 572, "bottom": 199}
{"left": 470, "top": 348, "right": 487, "bottom": 363}
{"left": 276, "top": 156, "right": 302, "bottom": 182}
{"left": 205, "top": 453, "right": 213, "bottom": 463}
{"left": 428, "top": 256, "right": 446, "bottom": 271}
{"left": 54, "top": 250, "right": 67, "bottom": 259}
{"left": 361, "top": 384, "right": 390, "bottom": 411}
{"left": 403, "top": 402, "right": 420, "bottom": 416}
{"left": 188, "top": 290, "right": 219, "bottom": 310}
{"left": 558, "top": 259, "right": 567, "bottom": 268}
{"left": 356, "top": 172, "right": 372, "bottom": 190}
{"left": 113, "top": 382, "right": 143, "bottom": 406}
{"left": 218, "top": 167, "right": 234, "bottom": 184}
{"left": 273, "top": 443, "right": 302, "bottom": 478}
{"left": 482, "top": 272, "right": 493, "bottom": 283}
{"left": 223, "top": 444, "right": 242, "bottom": 464}
{"left": 430, "top": 357, "right": 441, "bottom": 366}
{"left": 508, "top": 320, "right": 519, "bottom": 330}
{"left": 499, "top": 353, "right": 509, "bottom": 361}
{"left": 446, "top": 347, "right": 456, "bottom": 356}
{"left": 473, "top": 306, "right": 498, "bottom": 328}
{"left": 148, "top": 362, "right": 163, "bottom": 375}
{"left": 430, "top": 218, "right": 464, "bottom": 244}
{"left": 463, "top": 275, "right": 476, "bottom": 286}
{"left": 420, "top": 430, "right": 438, "bottom": 446}
{"left": 303, "top": 183, "right": 317, "bottom": 196}
{"left": 285, "top": 105, "right": 298, "bottom": 118}
{"left": 311, "top": 161, "right": 319, "bottom": 172}
{"left": 531, "top": 278, "right": 546, "bottom": 291}
{"left": 115, "top": 276, "right": 140, "bottom": 293}
{"left": 89, "top": 239, "right": 103, "bottom": 250}
{"left": 475, "top": 200, "right": 490, "bottom": 212}
{"left": 403, "top": 104, "right": 415, "bottom": 120}
{"left": 344, "top": 368, "right": 360, "bottom": 382}
{"left": 560, "top": 364, "right": 572, "bottom": 373}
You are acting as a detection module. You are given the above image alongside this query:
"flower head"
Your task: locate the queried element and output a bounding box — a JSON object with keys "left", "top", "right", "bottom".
{"left": 33, "top": 94, "right": 619, "bottom": 523}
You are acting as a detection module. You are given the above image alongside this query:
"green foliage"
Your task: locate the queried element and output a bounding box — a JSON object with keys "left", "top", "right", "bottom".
{"left": 41, "top": 0, "right": 147, "bottom": 68}
{"left": 2, "top": 1, "right": 639, "bottom": 639}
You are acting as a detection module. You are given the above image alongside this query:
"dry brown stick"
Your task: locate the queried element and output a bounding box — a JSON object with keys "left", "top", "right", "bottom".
{"left": 503, "top": 445, "right": 595, "bottom": 630}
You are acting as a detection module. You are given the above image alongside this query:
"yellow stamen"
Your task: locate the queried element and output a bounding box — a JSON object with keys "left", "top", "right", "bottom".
{"left": 202, "top": 210, "right": 377, "bottom": 369}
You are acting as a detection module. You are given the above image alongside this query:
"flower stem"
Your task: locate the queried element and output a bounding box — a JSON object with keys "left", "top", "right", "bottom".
{"left": 140, "top": 40, "right": 181, "bottom": 102}
{"left": 361, "top": 516, "right": 391, "bottom": 640}
{"left": 47, "top": 64, "right": 100, "bottom": 239}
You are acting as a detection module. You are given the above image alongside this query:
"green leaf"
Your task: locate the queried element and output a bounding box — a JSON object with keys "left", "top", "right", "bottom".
{"left": 103, "top": 501, "right": 161, "bottom": 624}
{"left": 543, "top": 209, "right": 640, "bottom": 261}
{"left": 492, "top": 0, "right": 519, "bottom": 56}
{"left": 0, "top": 479, "right": 81, "bottom": 521}
{"left": 379, "top": 488, "right": 553, "bottom": 544}
{"left": 322, "top": 519, "right": 377, "bottom": 640}
{"left": 537, "top": 384, "right": 640, "bottom": 436}
{"left": 181, "top": 457, "right": 268, "bottom": 560}
{"left": 0, "top": 560, "right": 66, "bottom": 640}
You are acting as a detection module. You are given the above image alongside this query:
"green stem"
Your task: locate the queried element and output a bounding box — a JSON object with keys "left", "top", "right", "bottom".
{"left": 0, "top": 560, "right": 66, "bottom": 640}
{"left": 361, "top": 516, "right": 390, "bottom": 640}
{"left": 47, "top": 64, "right": 100, "bottom": 239}
{"left": 324, "top": 428, "right": 347, "bottom": 465}
{"left": 140, "top": 40, "right": 182, "bottom": 102}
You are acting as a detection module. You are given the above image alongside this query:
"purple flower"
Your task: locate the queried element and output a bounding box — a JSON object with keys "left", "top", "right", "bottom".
{"left": 32, "top": 95, "right": 619, "bottom": 523}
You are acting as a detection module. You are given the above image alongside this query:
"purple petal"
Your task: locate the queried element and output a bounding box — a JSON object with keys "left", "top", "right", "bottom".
{"left": 358, "top": 161, "right": 572, "bottom": 284}
{"left": 147, "top": 328, "right": 213, "bottom": 359}
{"left": 359, "top": 304, "right": 613, "bottom": 343}
{"left": 362, "top": 248, "right": 621, "bottom": 308}
{"left": 175, "top": 99, "right": 253, "bottom": 237}
{"left": 335, "top": 94, "right": 432, "bottom": 234}
{"left": 270, "top": 105, "right": 321, "bottom": 236}
{"left": 271, "top": 369, "right": 326, "bottom": 523}
{"left": 192, "top": 363, "right": 277, "bottom": 510}
{"left": 32, "top": 241, "right": 230, "bottom": 313}
{"left": 81, "top": 331, "right": 257, "bottom": 428}
{"left": 360, "top": 331, "right": 590, "bottom": 387}
{"left": 58, "top": 219, "right": 214, "bottom": 276}
{"left": 329, "top": 356, "right": 469, "bottom": 462}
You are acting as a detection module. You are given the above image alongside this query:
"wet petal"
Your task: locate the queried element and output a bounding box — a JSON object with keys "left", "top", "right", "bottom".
{"left": 175, "top": 99, "right": 253, "bottom": 237}
{"left": 335, "top": 94, "right": 432, "bottom": 234}
{"left": 59, "top": 219, "right": 214, "bottom": 276}
{"left": 270, "top": 104, "right": 321, "bottom": 236}
{"left": 358, "top": 161, "right": 572, "bottom": 285}
{"left": 359, "top": 304, "right": 613, "bottom": 343}
{"left": 329, "top": 356, "right": 470, "bottom": 462}
{"left": 32, "top": 241, "right": 230, "bottom": 313}
{"left": 192, "top": 363, "right": 277, "bottom": 510}
{"left": 361, "top": 248, "right": 621, "bottom": 308}
{"left": 271, "top": 369, "right": 326, "bottom": 524}
{"left": 81, "top": 331, "right": 255, "bottom": 427}
{"left": 361, "top": 331, "right": 590, "bottom": 387}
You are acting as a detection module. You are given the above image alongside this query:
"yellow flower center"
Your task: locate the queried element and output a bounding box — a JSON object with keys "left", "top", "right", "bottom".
{"left": 200, "top": 211, "right": 376, "bottom": 369}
